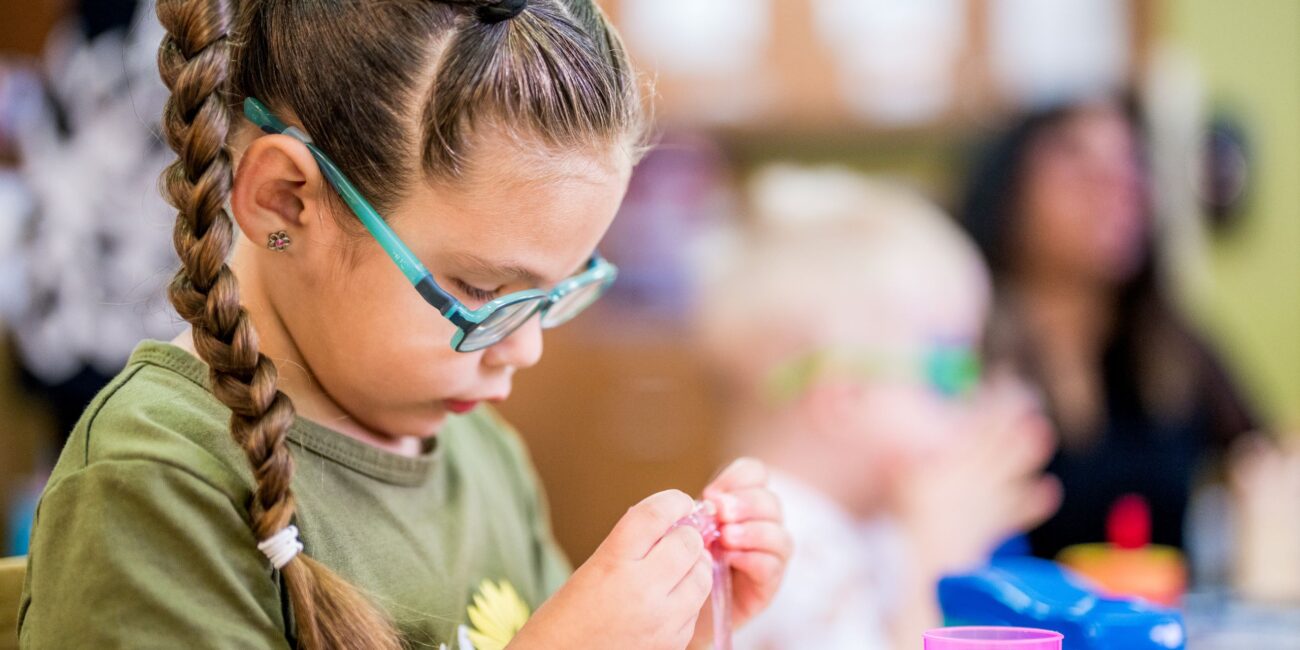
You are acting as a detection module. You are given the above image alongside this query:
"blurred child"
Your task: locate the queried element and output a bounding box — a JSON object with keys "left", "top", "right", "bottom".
{"left": 697, "top": 166, "right": 1062, "bottom": 649}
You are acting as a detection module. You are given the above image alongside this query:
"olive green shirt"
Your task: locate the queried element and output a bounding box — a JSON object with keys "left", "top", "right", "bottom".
{"left": 18, "top": 341, "right": 570, "bottom": 649}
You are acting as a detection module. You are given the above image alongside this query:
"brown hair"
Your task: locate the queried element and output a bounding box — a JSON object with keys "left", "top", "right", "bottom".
{"left": 154, "top": 0, "right": 640, "bottom": 647}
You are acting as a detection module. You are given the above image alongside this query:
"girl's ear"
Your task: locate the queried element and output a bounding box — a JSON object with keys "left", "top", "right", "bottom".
{"left": 229, "top": 133, "right": 329, "bottom": 244}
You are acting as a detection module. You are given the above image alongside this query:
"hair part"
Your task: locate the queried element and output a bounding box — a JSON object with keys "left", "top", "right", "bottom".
{"left": 231, "top": 0, "right": 642, "bottom": 212}
{"left": 155, "top": 0, "right": 640, "bottom": 647}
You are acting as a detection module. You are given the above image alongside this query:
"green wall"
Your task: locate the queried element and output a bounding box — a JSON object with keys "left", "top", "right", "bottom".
{"left": 1164, "top": 0, "right": 1300, "bottom": 429}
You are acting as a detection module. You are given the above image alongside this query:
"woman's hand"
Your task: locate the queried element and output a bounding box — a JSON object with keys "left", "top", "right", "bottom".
{"left": 1230, "top": 435, "right": 1300, "bottom": 601}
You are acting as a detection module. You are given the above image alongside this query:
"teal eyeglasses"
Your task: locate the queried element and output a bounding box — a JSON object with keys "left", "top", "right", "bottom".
{"left": 766, "top": 343, "right": 983, "bottom": 403}
{"left": 243, "top": 98, "right": 618, "bottom": 352}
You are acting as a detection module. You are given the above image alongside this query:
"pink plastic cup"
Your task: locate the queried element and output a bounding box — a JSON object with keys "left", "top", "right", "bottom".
{"left": 923, "top": 627, "right": 1063, "bottom": 649}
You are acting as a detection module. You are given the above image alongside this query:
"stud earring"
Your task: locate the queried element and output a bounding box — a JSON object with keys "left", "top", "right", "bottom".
{"left": 267, "top": 230, "right": 292, "bottom": 252}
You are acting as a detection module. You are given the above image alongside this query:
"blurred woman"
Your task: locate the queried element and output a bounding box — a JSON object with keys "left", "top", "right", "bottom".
{"left": 960, "top": 99, "right": 1256, "bottom": 559}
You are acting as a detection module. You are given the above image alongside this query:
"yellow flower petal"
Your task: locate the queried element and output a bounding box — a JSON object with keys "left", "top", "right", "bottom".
{"left": 467, "top": 628, "right": 507, "bottom": 650}
{"left": 464, "top": 578, "right": 532, "bottom": 649}
{"left": 480, "top": 582, "right": 509, "bottom": 626}
{"left": 498, "top": 581, "right": 531, "bottom": 626}
{"left": 468, "top": 596, "right": 509, "bottom": 642}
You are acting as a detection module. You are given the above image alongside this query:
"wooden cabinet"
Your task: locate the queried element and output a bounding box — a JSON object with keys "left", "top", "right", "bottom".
{"left": 0, "top": 0, "right": 63, "bottom": 56}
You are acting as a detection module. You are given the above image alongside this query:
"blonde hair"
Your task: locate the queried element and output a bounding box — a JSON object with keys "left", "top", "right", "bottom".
{"left": 695, "top": 165, "right": 989, "bottom": 401}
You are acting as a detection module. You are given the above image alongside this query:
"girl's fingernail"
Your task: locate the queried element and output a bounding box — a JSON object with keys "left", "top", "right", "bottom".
{"left": 723, "top": 523, "right": 745, "bottom": 544}
{"left": 717, "top": 494, "right": 742, "bottom": 519}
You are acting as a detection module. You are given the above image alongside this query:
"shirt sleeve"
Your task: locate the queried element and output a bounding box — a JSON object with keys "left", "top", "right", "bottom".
{"left": 19, "top": 458, "right": 290, "bottom": 650}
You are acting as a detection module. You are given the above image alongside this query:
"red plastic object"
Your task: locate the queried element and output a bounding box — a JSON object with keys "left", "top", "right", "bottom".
{"left": 1058, "top": 493, "right": 1187, "bottom": 606}
{"left": 1107, "top": 493, "right": 1151, "bottom": 550}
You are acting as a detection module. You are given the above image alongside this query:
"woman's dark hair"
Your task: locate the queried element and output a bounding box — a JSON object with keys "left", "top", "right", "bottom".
{"left": 155, "top": 1, "right": 641, "bottom": 647}
{"left": 959, "top": 97, "right": 1144, "bottom": 276}
{"left": 959, "top": 99, "right": 1253, "bottom": 443}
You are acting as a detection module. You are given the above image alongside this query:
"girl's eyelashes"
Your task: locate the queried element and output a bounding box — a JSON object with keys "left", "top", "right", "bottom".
{"left": 452, "top": 278, "right": 502, "bottom": 303}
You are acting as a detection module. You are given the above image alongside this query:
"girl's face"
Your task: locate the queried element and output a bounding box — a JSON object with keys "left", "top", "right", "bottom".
{"left": 252, "top": 136, "right": 632, "bottom": 441}
{"left": 1014, "top": 106, "right": 1148, "bottom": 287}
{"left": 829, "top": 259, "right": 989, "bottom": 484}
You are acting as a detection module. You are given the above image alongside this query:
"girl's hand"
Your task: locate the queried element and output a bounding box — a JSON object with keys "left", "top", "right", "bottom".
{"left": 697, "top": 458, "right": 792, "bottom": 639}
{"left": 885, "top": 377, "right": 1061, "bottom": 648}
{"left": 893, "top": 377, "right": 1061, "bottom": 574}
{"left": 510, "top": 490, "right": 713, "bottom": 650}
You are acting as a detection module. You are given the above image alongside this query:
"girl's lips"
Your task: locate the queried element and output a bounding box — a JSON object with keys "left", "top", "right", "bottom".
{"left": 444, "top": 399, "right": 480, "bottom": 414}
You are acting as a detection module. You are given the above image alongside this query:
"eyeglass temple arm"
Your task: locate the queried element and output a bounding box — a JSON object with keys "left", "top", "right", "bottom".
{"left": 243, "top": 98, "right": 457, "bottom": 316}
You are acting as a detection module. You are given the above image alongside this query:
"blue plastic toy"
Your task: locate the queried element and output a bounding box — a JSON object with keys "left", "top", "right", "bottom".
{"left": 939, "top": 557, "right": 1186, "bottom": 650}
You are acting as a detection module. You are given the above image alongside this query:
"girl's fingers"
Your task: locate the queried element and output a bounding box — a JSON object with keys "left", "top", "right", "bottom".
{"left": 710, "top": 487, "right": 783, "bottom": 524}
{"left": 705, "top": 457, "right": 768, "bottom": 495}
{"left": 645, "top": 522, "right": 707, "bottom": 579}
{"left": 726, "top": 550, "right": 786, "bottom": 592}
{"left": 670, "top": 551, "right": 715, "bottom": 603}
{"left": 720, "top": 521, "right": 793, "bottom": 558}
{"left": 667, "top": 555, "right": 712, "bottom": 649}
{"left": 982, "top": 414, "right": 1054, "bottom": 480}
{"left": 1010, "top": 474, "right": 1063, "bottom": 532}
{"left": 601, "top": 489, "right": 695, "bottom": 560}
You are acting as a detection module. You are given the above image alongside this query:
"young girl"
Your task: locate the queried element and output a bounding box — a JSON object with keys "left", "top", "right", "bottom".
{"left": 17, "top": 1, "right": 789, "bottom": 648}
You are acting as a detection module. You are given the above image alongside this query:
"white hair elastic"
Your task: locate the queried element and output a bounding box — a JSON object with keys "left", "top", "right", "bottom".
{"left": 257, "top": 525, "right": 304, "bottom": 569}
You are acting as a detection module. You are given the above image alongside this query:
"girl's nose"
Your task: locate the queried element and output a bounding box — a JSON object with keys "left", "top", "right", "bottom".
{"left": 482, "top": 315, "right": 544, "bottom": 370}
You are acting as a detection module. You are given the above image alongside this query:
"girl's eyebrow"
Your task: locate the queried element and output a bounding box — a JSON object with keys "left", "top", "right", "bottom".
{"left": 444, "top": 251, "right": 545, "bottom": 285}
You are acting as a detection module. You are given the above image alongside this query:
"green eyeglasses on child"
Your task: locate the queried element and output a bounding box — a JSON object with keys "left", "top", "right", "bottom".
{"left": 766, "top": 343, "right": 983, "bottom": 404}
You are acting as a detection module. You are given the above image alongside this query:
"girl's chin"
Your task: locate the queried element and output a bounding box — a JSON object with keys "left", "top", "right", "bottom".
{"left": 369, "top": 395, "right": 501, "bottom": 445}
{"left": 377, "top": 410, "right": 449, "bottom": 445}
{"left": 418, "top": 411, "right": 450, "bottom": 437}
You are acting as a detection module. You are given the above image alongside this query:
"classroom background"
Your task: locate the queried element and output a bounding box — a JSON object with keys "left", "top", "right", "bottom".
{"left": 1, "top": 0, "right": 1297, "bottom": 647}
